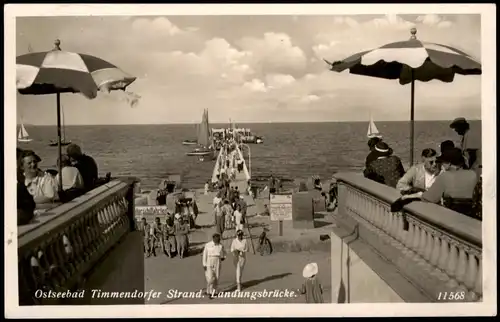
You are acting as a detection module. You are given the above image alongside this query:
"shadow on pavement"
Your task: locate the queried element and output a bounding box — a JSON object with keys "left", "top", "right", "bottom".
{"left": 314, "top": 220, "right": 331, "bottom": 228}
{"left": 187, "top": 247, "right": 204, "bottom": 257}
{"left": 242, "top": 272, "right": 292, "bottom": 289}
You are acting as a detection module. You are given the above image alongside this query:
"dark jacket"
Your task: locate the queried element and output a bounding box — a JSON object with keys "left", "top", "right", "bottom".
{"left": 17, "top": 174, "right": 36, "bottom": 226}
{"left": 364, "top": 156, "right": 406, "bottom": 188}
{"left": 74, "top": 154, "right": 98, "bottom": 191}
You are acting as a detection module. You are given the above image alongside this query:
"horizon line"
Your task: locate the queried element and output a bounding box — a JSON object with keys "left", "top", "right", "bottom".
{"left": 18, "top": 119, "right": 482, "bottom": 126}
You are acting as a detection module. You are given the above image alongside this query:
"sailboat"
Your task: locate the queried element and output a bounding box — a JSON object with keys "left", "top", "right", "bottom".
{"left": 49, "top": 104, "right": 72, "bottom": 147}
{"left": 182, "top": 124, "right": 198, "bottom": 145}
{"left": 367, "top": 114, "right": 382, "bottom": 139}
{"left": 17, "top": 122, "right": 32, "bottom": 143}
{"left": 186, "top": 109, "right": 214, "bottom": 157}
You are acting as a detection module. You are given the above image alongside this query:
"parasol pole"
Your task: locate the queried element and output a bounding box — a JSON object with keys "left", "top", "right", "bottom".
{"left": 53, "top": 39, "right": 63, "bottom": 190}
{"left": 410, "top": 71, "right": 415, "bottom": 166}
{"left": 409, "top": 28, "right": 417, "bottom": 167}
{"left": 56, "top": 92, "right": 63, "bottom": 189}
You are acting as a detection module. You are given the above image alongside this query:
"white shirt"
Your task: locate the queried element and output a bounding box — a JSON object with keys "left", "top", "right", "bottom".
{"left": 55, "top": 166, "right": 84, "bottom": 191}
{"left": 25, "top": 171, "right": 59, "bottom": 204}
{"left": 230, "top": 238, "right": 248, "bottom": 258}
{"left": 424, "top": 171, "right": 438, "bottom": 190}
{"left": 202, "top": 241, "right": 226, "bottom": 266}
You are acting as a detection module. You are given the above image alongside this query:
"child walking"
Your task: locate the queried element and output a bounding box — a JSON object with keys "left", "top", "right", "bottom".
{"left": 300, "top": 262, "right": 324, "bottom": 303}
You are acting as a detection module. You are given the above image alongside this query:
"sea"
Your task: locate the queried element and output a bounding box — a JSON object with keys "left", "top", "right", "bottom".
{"left": 16, "top": 121, "right": 481, "bottom": 190}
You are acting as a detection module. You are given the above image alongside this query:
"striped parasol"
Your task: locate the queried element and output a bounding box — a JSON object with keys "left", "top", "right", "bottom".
{"left": 16, "top": 39, "right": 137, "bottom": 188}
{"left": 325, "top": 28, "right": 481, "bottom": 165}
{"left": 17, "top": 39, "right": 136, "bottom": 99}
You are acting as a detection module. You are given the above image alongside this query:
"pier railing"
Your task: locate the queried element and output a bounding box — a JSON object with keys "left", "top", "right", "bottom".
{"left": 18, "top": 177, "right": 138, "bottom": 305}
{"left": 333, "top": 172, "right": 482, "bottom": 302}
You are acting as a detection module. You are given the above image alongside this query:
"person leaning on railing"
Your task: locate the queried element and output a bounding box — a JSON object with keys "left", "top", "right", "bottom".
{"left": 396, "top": 148, "right": 441, "bottom": 197}
{"left": 421, "top": 148, "right": 478, "bottom": 218}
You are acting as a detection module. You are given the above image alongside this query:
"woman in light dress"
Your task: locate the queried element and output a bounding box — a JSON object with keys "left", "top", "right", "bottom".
{"left": 19, "top": 150, "right": 59, "bottom": 206}
{"left": 231, "top": 229, "right": 249, "bottom": 291}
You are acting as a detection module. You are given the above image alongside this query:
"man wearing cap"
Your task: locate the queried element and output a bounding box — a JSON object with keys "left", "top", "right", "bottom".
{"left": 66, "top": 144, "right": 98, "bottom": 192}
{"left": 422, "top": 148, "right": 478, "bottom": 216}
{"left": 202, "top": 233, "right": 226, "bottom": 297}
{"left": 449, "top": 117, "right": 481, "bottom": 174}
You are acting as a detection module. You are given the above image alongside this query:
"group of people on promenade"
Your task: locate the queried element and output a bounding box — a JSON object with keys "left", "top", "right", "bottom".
{"left": 16, "top": 144, "right": 99, "bottom": 226}
{"left": 139, "top": 215, "right": 190, "bottom": 258}
{"left": 362, "top": 117, "right": 482, "bottom": 219}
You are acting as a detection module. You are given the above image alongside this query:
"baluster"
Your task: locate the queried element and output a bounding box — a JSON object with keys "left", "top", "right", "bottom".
{"left": 385, "top": 209, "right": 395, "bottom": 237}
{"left": 383, "top": 205, "right": 392, "bottom": 234}
{"left": 72, "top": 222, "right": 85, "bottom": 266}
{"left": 395, "top": 214, "right": 406, "bottom": 243}
{"left": 371, "top": 197, "right": 379, "bottom": 226}
{"left": 445, "top": 242, "right": 459, "bottom": 287}
{"left": 103, "top": 205, "right": 111, "bottom": 227}
{"left": 89, "top": 210, "right": 101, "bottom": 253}
{"left": 29, "top": 254, "right": 43, "bottom": 291}
{"left": 414, "top": 227, "right": 427, "bottom": 264}
{"left": 402, "top": 221, "right": 415, "bottom": 255}
{"left": 433, "top": 237, "right": 450, "bottom": 280}
{"left": 410, "top": 224, "right": 421, "bottom": 259}
{"left": 473, "top": 258, "right": 482, "bottom": 300}
{"left": 454, "top": 247, "right": 468, "bottom": 289}
{"left": 81, "top": 217, "right": 92, "bottom": 260}
{"left": 375, "top": 203, "right": 384, "bottom": 230}
{"left": 464, "top": 253, "right": 479, "bottom": 299}
{"left": 111, "top": 201, "right": 120, "bottom": 220}
{"left": 422, "top": 230, "right": 434, "bottom": 263}
{"left": 63, "top": 232, "right": 76, "bottom": 275}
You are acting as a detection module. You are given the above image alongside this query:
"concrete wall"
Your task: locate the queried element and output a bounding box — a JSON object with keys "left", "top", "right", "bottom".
{"left": 75, "top": 231, "right": 145, "bottom": 305}
{"left": 330, "top": 231, "right": 403, "bottom": 303}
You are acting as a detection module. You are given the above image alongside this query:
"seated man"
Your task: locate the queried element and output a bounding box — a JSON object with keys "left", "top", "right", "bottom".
{"left": 422, "top": 148, "right": 478, "bottom": 217}
{"left": 397, "top": 148, "right": 441, "bottom": 196}
{"left": 66, "top": 144, "right": 98, "bottom": 192}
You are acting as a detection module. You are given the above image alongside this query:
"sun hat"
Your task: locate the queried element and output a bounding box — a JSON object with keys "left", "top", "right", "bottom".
{"left": 373, "top": 141, "right": 393, "bottom": 157}
{"left": 302, "top": 262, "right": 319, "bottom": 278}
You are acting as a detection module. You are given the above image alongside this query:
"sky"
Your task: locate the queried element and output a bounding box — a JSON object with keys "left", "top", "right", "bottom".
{"left": 15, "top": 13, "right": 482, "bottom": 125}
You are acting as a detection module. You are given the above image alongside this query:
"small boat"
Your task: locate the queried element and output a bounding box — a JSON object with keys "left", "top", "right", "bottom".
{"left": 49, "top": 140, "right": 72, "bottom": 147}
{"left": 49, "top": 104, "right": 72, "bottom": 146}
{"left": 182, "top": 140, "right": 198, "bottom": 146}
{"left": 182, "top": 124, "right": 199, "bottom": 145}
{"left": 187, "top": 109, "right": 215, "bottom": 158}
{"left": 17, "top": 122, "right": 32, "bottom": 143}
{"left": 255, "top": 136, "right": 264, "bottom": 144}
{"left": 367, "top": 114, "right": 382, "bottom": 139}
{"left": 186, "top": 148, "right": 213, "bottom": 157}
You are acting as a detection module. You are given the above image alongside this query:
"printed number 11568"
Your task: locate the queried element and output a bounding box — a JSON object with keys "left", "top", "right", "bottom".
{"left": 437, "top": 292, "right": 466, "bottom": 301}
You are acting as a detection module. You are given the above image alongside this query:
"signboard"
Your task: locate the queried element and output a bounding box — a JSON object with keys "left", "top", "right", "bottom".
{"left": 135, "top": 205, "right": 169, "bottom": 223}
{"left": 270, "top": 194, "right": 293, "bottom": 221}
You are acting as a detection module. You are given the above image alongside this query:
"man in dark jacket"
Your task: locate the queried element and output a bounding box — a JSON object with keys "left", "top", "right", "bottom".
{"left": 66, "top": 144, "right": 98, "bottom": 192}
{"left": 17, "top": 148, "right": 35, "bottom": 225}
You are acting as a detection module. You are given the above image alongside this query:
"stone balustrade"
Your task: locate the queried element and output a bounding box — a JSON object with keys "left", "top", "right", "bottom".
{"left": 17, "top": 178, "right": 137, "bottom": 305}
{"left": 333, "top": 172, "right": 482, "bottom": 303}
